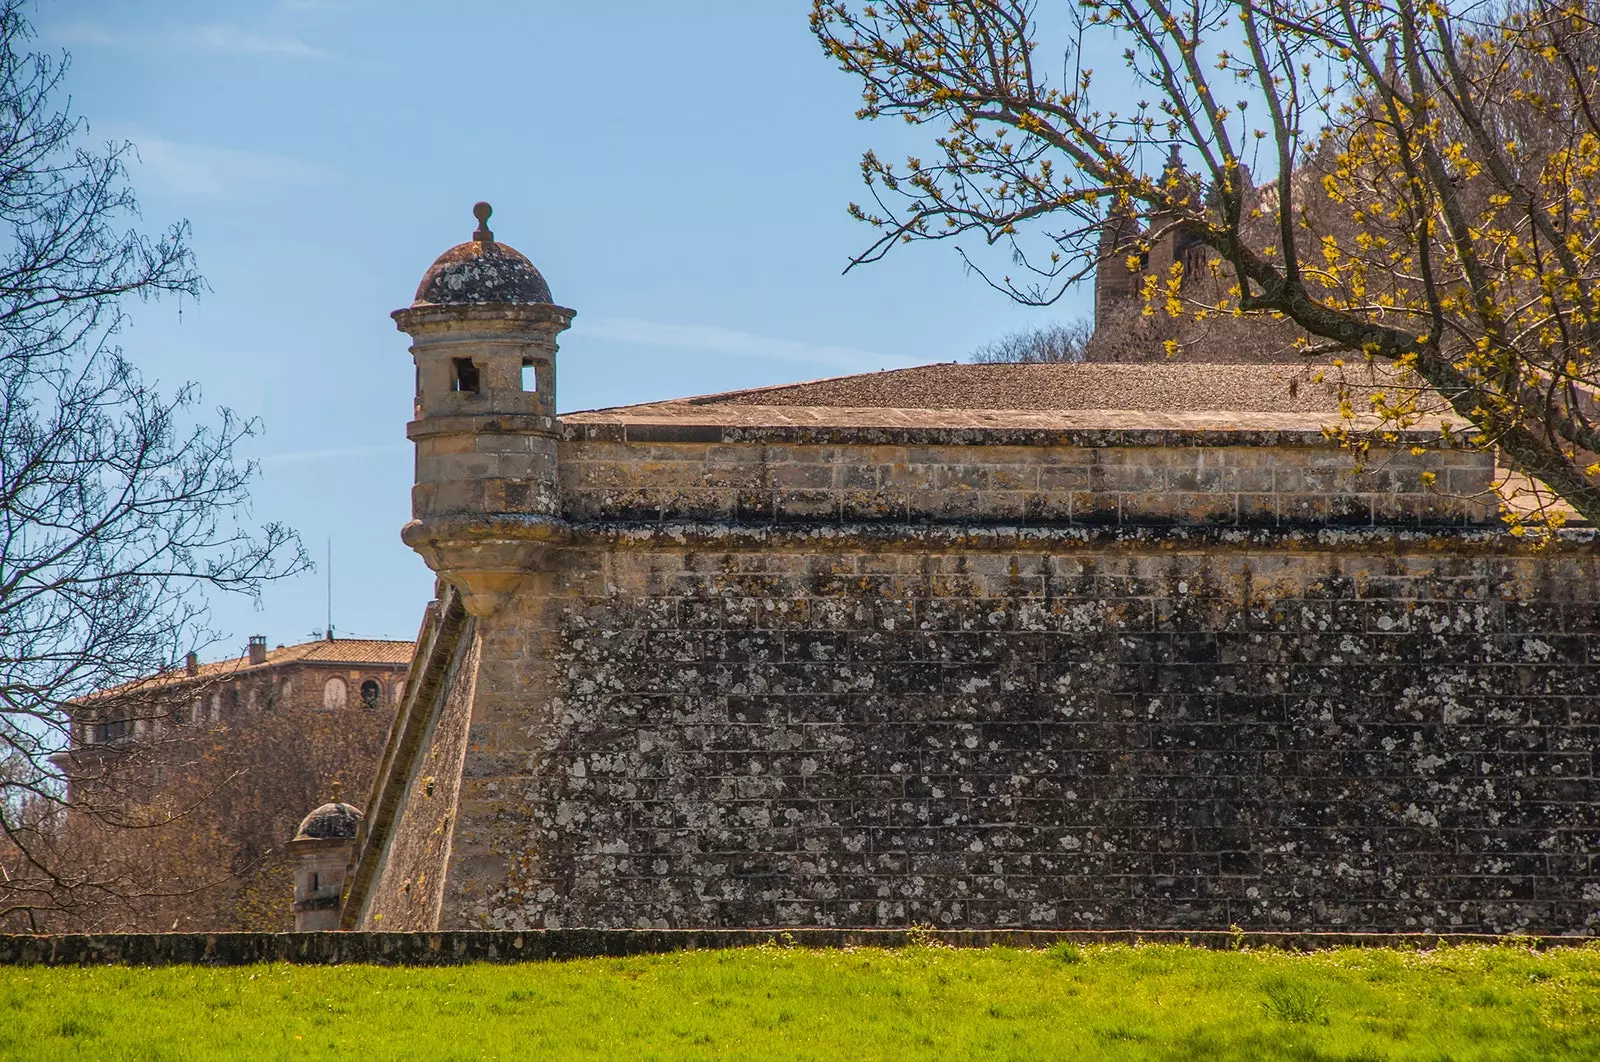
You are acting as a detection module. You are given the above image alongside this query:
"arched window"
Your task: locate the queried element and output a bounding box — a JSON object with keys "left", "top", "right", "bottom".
{"left": 323, "top": 677, "right": 348, "bottom": 710}
{"left": 359, "top": 679, "right": 381, "bottom": 709}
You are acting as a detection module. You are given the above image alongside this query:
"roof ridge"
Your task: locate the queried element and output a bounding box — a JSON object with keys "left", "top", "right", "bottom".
{"left": 560, "top": 362, "right": 963, "bottom": 417}
{"left": 681, "top": 364, "right": 959, "bottom": 407}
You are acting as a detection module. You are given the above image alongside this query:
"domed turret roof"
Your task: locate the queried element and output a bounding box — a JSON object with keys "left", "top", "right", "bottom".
{"left": 294, "top": 801, "right": 362, "bottom": 841}
{"left": 411, "top": 202, "right": 553, "bottom": 307}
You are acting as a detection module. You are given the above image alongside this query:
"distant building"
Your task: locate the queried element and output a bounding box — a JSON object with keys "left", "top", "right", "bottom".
{"left": 288, "top": 792, "right": 363, "bottom": 932}
{"left": 70, "top": 635, "right": 410, "bottom": 742}
{"left": 61, "top": 635, "right": 412, "bottom": 803}
{"left": 49, "top": 635, "right": 411, "bottom": 932}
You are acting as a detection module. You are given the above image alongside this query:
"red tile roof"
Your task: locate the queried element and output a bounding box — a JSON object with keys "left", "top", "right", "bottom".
{"left": 83, "top": 637, "right": 414, "bottom": 702}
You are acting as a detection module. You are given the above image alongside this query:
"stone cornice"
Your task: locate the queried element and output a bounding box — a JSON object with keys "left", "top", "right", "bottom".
{"left": 401, "top": 512, "right": 1600, "bottom": 557}
{"left": 391, "top": 302, "right": 576, "bottom": 332}
{"left": 560, "top": 419, "right": 1441, "bottom": 449}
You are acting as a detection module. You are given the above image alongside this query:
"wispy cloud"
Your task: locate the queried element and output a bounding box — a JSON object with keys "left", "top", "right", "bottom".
{"left": 277, "top": 0, "right": 370, "bottom": 11}
{"left": 258, "top": 443, "right": 407, "bottom": 467}
{"left": 127, "top": 136, "right": 341, "bottom": 199}
{"left": 573, "top": 317, "right": 917, "bottom": 372}
{"left": 51, "top": 21, "right": 327, "bottom": 60}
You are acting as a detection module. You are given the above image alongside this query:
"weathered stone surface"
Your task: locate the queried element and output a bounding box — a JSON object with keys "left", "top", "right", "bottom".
{"left": 556, "top": 438, "right": 1496, "bottom": 528}
{"left": 364, "top": 528, "right": 1600, "bottom": 935}
{"left": 359, "top": 628, "right": 481, "bottom": 931}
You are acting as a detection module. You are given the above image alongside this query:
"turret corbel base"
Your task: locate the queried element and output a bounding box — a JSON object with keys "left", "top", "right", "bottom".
{"left": 401, "top": 514, "right": 570, "bottom": 617}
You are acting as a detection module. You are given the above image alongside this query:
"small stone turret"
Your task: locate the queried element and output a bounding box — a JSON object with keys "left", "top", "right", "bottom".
{"left": 394, "top": 203, "right": 576, "bottom": 616}
{"left": 288, "top": 788, "right": 362, "bottom": 931}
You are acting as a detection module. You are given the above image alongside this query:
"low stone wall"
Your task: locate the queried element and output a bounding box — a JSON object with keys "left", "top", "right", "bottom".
{"left": 556, "top": 432, "right": 1498, "bottom": 528}
{"left": 0, "top": 929, "right": 1587, "bottom": 966}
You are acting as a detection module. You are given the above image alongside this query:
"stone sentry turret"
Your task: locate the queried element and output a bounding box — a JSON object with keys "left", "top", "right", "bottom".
{"left": 393, "top": 203, "right": 575, "bottom": 616}
{"left": 288, "top": 787, "right": 362, "bottom": 932}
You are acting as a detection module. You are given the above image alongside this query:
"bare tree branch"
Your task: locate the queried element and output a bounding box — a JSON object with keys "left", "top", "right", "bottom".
{"left": 0, "top": 0, "right": 309, "bottom": 925}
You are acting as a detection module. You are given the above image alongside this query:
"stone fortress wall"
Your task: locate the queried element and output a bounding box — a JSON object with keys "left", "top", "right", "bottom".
{"left": 554, "top": 428, "right": 1496, "bottom": 528}
{"left": 346, "top": 206, "right": 1600, "bottom": 936}
{"left": 360, "top": 428, "right": 1600, "bottom": 934}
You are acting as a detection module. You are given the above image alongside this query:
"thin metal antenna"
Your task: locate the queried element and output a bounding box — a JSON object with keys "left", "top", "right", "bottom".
{"left": 326, "top": 537, "right": 333, "bottom": 641}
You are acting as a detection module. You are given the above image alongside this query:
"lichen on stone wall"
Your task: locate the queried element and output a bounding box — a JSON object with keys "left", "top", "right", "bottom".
{"left": 556, "top": 438, "right": 1497, "bottom": 529}
{"left": 443, "top": 542, "right": 1600, "bottom": 934}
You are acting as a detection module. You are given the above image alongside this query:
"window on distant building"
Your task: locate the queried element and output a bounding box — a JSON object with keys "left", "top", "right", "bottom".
{"left": 98, "top": 718, "right": 132, "bottom": 743}
{"left": 360, "top": 679, "right": 381, "bottom": 709}
{"left": 323, "top": 677, "right": 347, "bottom": 710}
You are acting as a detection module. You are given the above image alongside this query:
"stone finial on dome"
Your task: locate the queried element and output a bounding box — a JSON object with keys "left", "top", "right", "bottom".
{"left": 411, "top": 202, "right": 553, "bottom": 307}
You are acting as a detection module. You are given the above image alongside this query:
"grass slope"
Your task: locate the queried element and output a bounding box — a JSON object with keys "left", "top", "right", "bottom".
{"left": 3, "top": 942, "right": 1598, "bottom": 1060}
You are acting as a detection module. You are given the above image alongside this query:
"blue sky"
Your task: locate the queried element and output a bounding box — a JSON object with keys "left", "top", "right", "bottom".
{"left": 43, "top": 0, "right": 1092, "bottom": 657}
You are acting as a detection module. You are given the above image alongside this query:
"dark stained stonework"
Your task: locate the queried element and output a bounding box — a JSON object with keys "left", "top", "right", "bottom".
{"left": 413, "top": 239, "right": 553, "bottom": 307}
{"left": 428, "top": 542, "right": 1600, "bottom": 935}
{"left": 294, "top": 802, "right": 362, "bottom": 840}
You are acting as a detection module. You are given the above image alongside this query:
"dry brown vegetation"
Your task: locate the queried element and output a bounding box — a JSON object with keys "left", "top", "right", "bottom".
{"left": 3, "top": 706, "right": 387, "bottom": 932}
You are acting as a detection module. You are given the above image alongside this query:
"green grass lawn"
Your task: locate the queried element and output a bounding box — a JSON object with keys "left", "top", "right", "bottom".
{"left": 3, "top": 941, "right": 1598, "bottom": 1060}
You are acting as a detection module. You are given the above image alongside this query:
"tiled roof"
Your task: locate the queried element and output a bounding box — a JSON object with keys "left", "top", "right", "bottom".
{"left": 83, "top": 637, "right": 414, "bottom": 702}
{"left": 283, "top": 639, "right": 416, "bottom": 665}
{"left": 562, "top": 361, "right": 1408, "bottom": 431}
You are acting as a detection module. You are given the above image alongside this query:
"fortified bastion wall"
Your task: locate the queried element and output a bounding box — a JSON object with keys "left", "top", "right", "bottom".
{"left": 346, "top": 206, "right": 1600, "bottom": 936}
{"left": 359, "top": 421, "right": 1600, "bottom": 934}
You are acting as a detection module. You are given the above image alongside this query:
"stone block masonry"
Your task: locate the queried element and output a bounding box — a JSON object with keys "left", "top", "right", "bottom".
{"left": 556, "top": 429, "right": 1498, "bottom": 529}
{"left": 372, "top": 527, "right": 1600, "bottom": 935}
